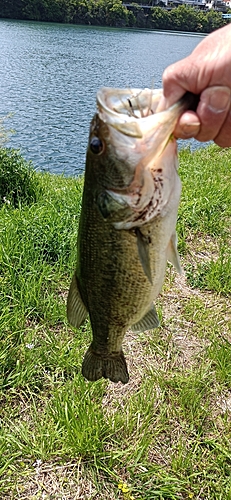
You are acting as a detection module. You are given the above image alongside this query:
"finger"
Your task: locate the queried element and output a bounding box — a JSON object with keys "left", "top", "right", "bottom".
{"left": 214, "top": 108, "right": 231, "bottom": 147}
{"left": 160, "top": 58, "right": 201, "bottom": 108}
{"left": 174, "top": 111, "right": 201, "bottom": 139}
{"left": 195, "top": 86, "right": 231, "bottom": 142}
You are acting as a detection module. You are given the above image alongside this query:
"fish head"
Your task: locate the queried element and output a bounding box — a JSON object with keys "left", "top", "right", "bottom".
{"left": 86, "top": 87, "right": 196, "bottom": 227}
{"left": 87, "top": 111, "right": 135, "bottom": 190}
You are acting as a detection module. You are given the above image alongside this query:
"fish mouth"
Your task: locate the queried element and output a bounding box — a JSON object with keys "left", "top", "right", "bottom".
{"left": 97, "top": 87, "right": 194, "bottom": 141}
{"left": 97, "top": 87, "right": 163, "bottom": 138}
{"left": 97, "top": 87, "right": 197, "bottom": 146}
{"left": 96, "top": 88, "right": 197, "bottom": 229}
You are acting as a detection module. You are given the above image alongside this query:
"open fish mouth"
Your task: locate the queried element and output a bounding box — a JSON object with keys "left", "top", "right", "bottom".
{"left": 95, "top": 88, "right": 199, "bottom": 230}
{"left": 96, "top": 87, "right": 196, "bottom": 142}
{"left": 95, "top": 87, "right": 184, "bottom": 229}
{"left": 97, "top": 87, "right": 164, "bottom": 138}
{"left": 97, "top": 87, "right": 198, "bottom": 144}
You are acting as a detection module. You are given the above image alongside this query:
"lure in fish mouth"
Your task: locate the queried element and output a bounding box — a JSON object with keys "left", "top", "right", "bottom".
{"left": 67, "top": 87, "right": 198, "bottom": 384}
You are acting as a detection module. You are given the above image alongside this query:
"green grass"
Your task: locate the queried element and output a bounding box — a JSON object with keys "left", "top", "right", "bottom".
{"left": 0, "top": 144, "right": 230, "bottom": 499}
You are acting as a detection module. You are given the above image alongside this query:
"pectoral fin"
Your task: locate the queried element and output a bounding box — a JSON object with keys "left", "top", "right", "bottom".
{"left": 166, "top": 231, "right": 182, "bottom": 274}
{"left": 131, "top": 304, "right": 159, "bottom": 333}
{"left": 67, "top": 273, "right": 88, "bottom": 328}
{"left": 136, "top": 228, "right": 152, "bottom": 284}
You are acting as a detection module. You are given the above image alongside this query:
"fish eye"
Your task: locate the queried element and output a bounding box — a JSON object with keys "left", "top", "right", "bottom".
{"left": 90, "top": 136, "right": 104, "bottom": 155}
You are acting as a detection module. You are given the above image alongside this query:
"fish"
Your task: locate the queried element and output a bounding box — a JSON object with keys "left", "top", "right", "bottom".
{"left": 67, "top": 87, "right": 197, "bottom": 384}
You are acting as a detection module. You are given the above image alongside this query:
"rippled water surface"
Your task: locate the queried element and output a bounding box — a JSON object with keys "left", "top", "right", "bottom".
{"left": 0, "top": 20, "right": 204, "bottom": 175}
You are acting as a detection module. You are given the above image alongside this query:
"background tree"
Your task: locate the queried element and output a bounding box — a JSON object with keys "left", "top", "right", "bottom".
{"left": 202, "top": 9, "right": 224, "bottom": 32}
{"left": 106, "top": 0, "right": 131, "bottom": 27}
{"left": 169, "top": 5, "right": 200, "bottom": 31}
{"left": 151, "top": 6, "right": 170, "bottom": 29}
{"left": 128, "top": 3, "right": 147, "bottom": 28}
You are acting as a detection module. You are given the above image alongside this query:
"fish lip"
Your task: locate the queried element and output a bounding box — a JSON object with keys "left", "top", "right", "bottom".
{"left": 96, "top": 87, "right": 187, "bottom": 140}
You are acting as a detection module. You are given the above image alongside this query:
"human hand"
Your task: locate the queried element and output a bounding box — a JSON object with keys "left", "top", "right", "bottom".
{"left": 159, "top": 24, "right": 231, "bottom": 147}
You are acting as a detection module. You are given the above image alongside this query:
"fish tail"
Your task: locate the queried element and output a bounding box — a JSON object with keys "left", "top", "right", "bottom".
{"left": 82, "top": 346, "right": 129, "bottom": 384}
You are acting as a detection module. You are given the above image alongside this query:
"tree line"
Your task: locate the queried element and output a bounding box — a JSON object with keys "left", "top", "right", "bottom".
{"left": 0, "top": 0, "right": 227, "bottom": 32}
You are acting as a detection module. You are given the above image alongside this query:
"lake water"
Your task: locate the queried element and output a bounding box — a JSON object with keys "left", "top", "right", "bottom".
{"left": 0, "top": 19, "right": 205, "bottom": 176}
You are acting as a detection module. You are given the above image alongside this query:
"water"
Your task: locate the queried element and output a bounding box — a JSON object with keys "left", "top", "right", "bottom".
{"left": 0, "top": 19, "right": 205, "bottom": 176}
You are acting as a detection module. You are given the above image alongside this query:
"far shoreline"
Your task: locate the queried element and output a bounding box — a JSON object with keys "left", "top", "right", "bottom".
{"left": 0, "top": 16, "right": 208, "bottom": 36}
{"left": 0, "top": 0, "right": 227, "bottom": 35}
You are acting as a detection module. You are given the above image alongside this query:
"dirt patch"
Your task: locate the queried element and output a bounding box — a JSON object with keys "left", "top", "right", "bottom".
{"left": 3, "top": 460, "right": 113, "bottom": 500}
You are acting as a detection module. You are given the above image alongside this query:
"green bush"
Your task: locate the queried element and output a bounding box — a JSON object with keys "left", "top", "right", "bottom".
{"left": 0, "top": 148, "right": 39, "bottom": 207}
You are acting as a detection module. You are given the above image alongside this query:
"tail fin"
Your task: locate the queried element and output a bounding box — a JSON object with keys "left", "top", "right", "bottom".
{"left": 82, "top": 346, "right": 129, "bottom": 384}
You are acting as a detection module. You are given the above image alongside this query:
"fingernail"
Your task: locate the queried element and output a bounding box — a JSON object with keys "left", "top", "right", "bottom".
{"left": 203, "top": 87, "right": 231, "bottom": 113}
{"left": 181, "top": 121, "right": 200, "bottom": 137}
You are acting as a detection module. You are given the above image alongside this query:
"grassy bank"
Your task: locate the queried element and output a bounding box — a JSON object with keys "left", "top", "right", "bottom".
{"left": 0, "top": 145, "right": 230, "bottom": 499}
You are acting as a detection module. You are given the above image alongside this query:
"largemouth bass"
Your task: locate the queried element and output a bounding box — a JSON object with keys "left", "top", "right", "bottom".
{"left": 67, "top": 87, "right": 196, "bottom": 384}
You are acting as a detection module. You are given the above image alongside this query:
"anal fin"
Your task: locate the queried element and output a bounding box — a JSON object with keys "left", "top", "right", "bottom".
{"left": 166, "top": 231, "right": 182, "bottom": 274}
{"left": 131, "top": 304, "right": 159, "bottom": 333}
{"left": 67, "top": 273, "right": 88, "bottom": 328}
